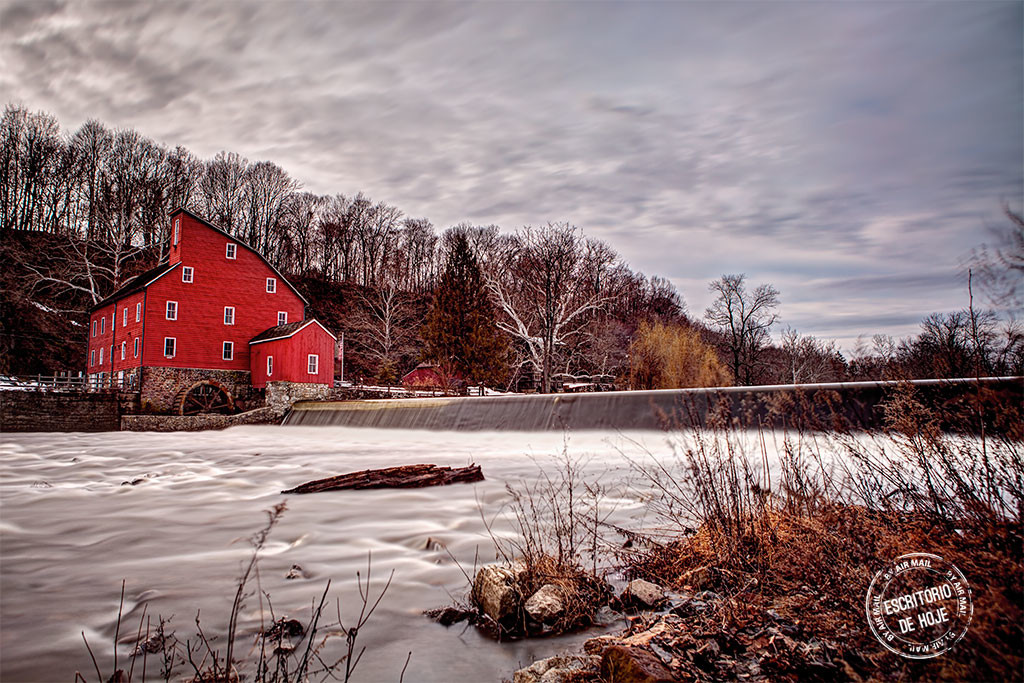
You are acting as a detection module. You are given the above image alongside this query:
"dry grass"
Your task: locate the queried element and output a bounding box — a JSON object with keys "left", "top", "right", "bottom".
{"left": 627, "top": 383, "right": 1023, "bottom": 681}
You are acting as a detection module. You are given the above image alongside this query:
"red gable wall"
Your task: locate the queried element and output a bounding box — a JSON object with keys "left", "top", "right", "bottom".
{"left": 249, "top": 322, "right": 335, "bottom": 388}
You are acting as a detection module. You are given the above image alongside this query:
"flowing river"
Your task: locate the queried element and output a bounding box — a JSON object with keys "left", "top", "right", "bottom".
{"left": 0, "top": 425, "right": 727, "bottom": 682}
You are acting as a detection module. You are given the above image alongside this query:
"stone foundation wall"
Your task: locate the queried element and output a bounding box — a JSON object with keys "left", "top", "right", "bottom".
{"left": 140, "top": 367, "right": 256, "bottom": 413}
{"left": 266, "top": 381, "right": 331, "bottom": 414}
{"left": 121, "top": 406, "right": 280, "bottom": 432}
{"left": 1, "top": 391, "right": 120, "bottom": 432}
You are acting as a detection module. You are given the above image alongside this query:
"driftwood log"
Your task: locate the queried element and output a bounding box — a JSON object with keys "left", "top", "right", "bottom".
{"left": 281, "top": 463, "right": 484, "bottom": 494}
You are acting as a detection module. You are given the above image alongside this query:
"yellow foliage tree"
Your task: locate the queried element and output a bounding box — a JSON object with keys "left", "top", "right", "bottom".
{"left": 629, "top": 321, "right": 732, "bottom": 389}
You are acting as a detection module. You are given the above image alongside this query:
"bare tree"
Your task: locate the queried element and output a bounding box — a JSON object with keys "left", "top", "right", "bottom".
{"left": 243, "top": 160, "right": 299, "bottom": 255}
{"left": 967, "top": 204, "right": 1024, "bottom": 312}
{"left": 199, "top": 150, "right": 248, "bottom": 235}
{"left": 778, "top": 327, "right": 845, "bottom": 384}
{"left": 487, "top": 223, "right": 614, "bottom": 392}
{"left": 350, "top": 283, "right": 417, "bottom": 383}
{"left": 704, "top": 274, "right": 780, "bottom": 385}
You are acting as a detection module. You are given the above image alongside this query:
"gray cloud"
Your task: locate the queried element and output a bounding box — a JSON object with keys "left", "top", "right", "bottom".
{"left": 1, "top": 0, "right": 1020, "bottom": 349}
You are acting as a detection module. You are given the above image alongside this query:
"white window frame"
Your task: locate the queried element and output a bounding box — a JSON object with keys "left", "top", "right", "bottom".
{"left": 92, "top": 320, "right": 97, "bottom": 337}
{"left": 277, "top": 311, "right": 287, "bottom": 326}
{"left": 266, "top": 277, "right": 276, "bottom": 293}
{"left": 163, "top": 337, "right": 176, "bottom": 358}
{"left": 182, "top": 266, "right": 194, "bottom": 283}
{"left": 120, "top": 341, "right": 126, "bottom": 360}
{"left": 135, "top": 302, "right": 141, "bottom": 322}
{"left": 123, "top": 307, "right": 128, "bottom": 326}
{"left": 133, "top": 337, "right": 139, "bottom": 358}
{"left": 224, "top": 306, "right": 235, "bottom": 325}
{"left": 222, "top": 341, "right": 234, "bottom": 361}
{"left": 91, "top": 349, "right": 96, "bottom": 367}
{"left": 267, "top": 355, "right": 273, "bottom": 377}
{"left": 307, "top": 354, "right": 319, "bottom": 375}
{"left": 100, "top": 317, "right": 105, "bottom": 334}
{"left": 99, "top": 347, "right": 104, "bottom": 365}
{"left": 226, "top": 243, "right": 236, "bottom": 259}
{"left": 166, "top": 301, "right": 177, "bottom": 320}
{"left": 174, "top": 218, "right": 180, "bottom": 246}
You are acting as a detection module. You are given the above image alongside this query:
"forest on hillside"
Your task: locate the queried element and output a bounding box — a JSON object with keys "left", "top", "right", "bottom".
{"left": 2, "top": 103, "right": 1022, "bottom": 387}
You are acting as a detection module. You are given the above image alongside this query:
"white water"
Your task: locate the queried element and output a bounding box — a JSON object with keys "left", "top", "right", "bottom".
{"left": 0, "top": 425, "right": 714, "bottom": 682}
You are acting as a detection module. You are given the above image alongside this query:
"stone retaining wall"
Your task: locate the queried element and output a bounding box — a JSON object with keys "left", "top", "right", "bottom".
{"left": 0, "top": 391, "right": 120, "bottom": 432}
{"left": 140, "top": 367, "right": 255, "bottom": 412}
{"left": 266, "top": 381, "right": 330, "bottom": 414}
{"left": 121, "top": 406, "right": 280, "bottom": 432}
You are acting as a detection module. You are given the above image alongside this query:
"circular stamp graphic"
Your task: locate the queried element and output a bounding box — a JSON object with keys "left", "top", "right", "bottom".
{"left": 865, "top": 552, "right": 973, "bottom": 659}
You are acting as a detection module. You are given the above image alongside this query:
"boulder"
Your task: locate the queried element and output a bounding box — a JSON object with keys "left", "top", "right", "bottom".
{"left": 513, "top": 654, "right": 601, "bottom": 683}
{"left": 472, "top": 563, "right": 525, "bottom": 623}
{"left": 622, "top": 579, "right": 666, "bottom": 609}
{"left": 524, "top": 584, "right": 564, "bottom": 624}
{"left": 681, "top": 566, "right": 711, "bottom": 589}
{"left": 600, "top": 645, "right": 675, "bottom": 683}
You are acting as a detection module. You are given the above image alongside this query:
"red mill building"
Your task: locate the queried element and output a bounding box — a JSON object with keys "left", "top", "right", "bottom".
{"left": 87, "top": 208, "right": 335, "bottom": 414}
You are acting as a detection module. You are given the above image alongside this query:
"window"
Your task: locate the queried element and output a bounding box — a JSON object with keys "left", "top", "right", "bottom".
{"left": 164, "top": 337, "right": 176, "bottom": 358}
{"left": 174, "top": 218, "right": 180, "bottom": 246}
{"left": 277, "top": 311, "right": 287, "bottom": 326}
{"left": 99, "top": 347, "right": 104, "bottom": 365}
{"left": 182, "top": 266, "right": 193, "bottom": 283}
{"left": 267, "top": 356, "right": 273, "bottom": 376}
{"left": 222, "top": 341, "right": 234, "bottom": 361}
{"left": 307, "top": 354, "right": 319, "bottom": 374}
{"left": 226, "top": 243, "right": 236, "bottom": 259}
{"left": 120, "top": 341, "right": 126, "bottom": 361}
{"left": 266, "top": 277, "right": 276, "bottom": 293}
{"left": 136, "top": 302, "right": 141, "bottom": 322}
{"left": 91, "top": 349, "right": 96, "bottom": 367}
{"left": 100, "top": 317, "right": 105, "bottom": 334}
{"left": 166, "top": 301, "right": 177, "bottom": 320}
{"left": 133, "top": 338, "right": 139, "bottom": 358}
{"left": 92, "top": 320, "right": 97, "bottom": 337}
{"left": 123, "top": 307, "right": 128, "bottom": 326}
{"left": 224, "top": 306, "right": 235, "bottom": 325}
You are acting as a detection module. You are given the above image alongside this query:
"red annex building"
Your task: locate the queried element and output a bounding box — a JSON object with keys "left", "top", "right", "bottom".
{"left": 86, "top": 208, "right": 335, "bottom": 414}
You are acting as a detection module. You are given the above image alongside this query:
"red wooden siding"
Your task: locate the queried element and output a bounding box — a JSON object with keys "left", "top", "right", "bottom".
{"left": 250, "top": 323, "right": 335, "bottom": 388}
{"left": 141, "top": 212, "right": 305, "bottom": 372}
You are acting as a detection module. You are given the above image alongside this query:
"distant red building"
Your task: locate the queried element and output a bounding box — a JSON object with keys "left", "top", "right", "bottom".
{"left": 401, "top": 363, "right": 465, "bottom": 393}
{"left": 87, "top": 208, "right": 335, "bottom": 413}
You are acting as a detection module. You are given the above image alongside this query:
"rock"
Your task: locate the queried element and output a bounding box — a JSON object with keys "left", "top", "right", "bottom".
{"left": 263, "top": 617, "right": 304, "bottom": 640}
{"left": 622, "top": 579, "right": 666, "bottom": 609}
{"left": 600, "top": 645, "right": 675, "bottom": 683}
{"left": 424, "top": 605, "right": 475, "bottom": 626}
{"left": 681, "top": 566, "right": 711, "bottom": 589}
{"left": 525, "top": 584, "right": 564, "bottom": 624}
{"left": 285, "top": 564, "right": 309, "bottom": 579}
{"left": 584, "top": 634, "right": 619, "bottom": 655}
{"left": 472, "top": 563, "right": 525, "bottom": 623}
{"left": 513, "top": 654, "right": 601, "bottom": 683}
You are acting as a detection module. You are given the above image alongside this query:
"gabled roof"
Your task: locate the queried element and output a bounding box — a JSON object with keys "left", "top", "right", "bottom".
{"left": 249, "top": 318, "right": 337, "bottom": 345}
{"left": 170, "top": 207, "right": 309, "bottom": 305}
{"left": 90, "top": 262, "right": 181, "bottom": 312}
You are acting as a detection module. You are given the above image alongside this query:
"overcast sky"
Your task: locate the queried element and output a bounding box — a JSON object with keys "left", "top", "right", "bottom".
{"left": 2, "top": 0, "right": 1021, "bottom": 350}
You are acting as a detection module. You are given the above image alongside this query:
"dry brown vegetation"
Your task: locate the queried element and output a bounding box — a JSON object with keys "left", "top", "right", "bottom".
{"left": 626, "top": 383, "right": 1023, "bottom": 681}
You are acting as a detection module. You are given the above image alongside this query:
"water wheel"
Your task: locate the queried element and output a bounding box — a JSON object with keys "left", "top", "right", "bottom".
{"left": 177, "top": 381, "right": 235, "bottom": 416}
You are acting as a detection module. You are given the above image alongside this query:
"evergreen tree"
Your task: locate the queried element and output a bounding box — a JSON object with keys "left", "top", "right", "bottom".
{"left": 423, "top": 233, "right": 507, "bottom": 385}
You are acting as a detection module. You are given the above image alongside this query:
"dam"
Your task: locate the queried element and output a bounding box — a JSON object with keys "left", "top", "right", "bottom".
{"left": 284, "top": 376, "right": 1023, "bottom": 431}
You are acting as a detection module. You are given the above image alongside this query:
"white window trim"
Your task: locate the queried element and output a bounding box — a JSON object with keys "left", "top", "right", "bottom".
{"left": 277, "top": 311, "right": 287, "bottom": 326}
{"left": 133, "top": 337, "right": 139, "bottom": 358}
{"left": 123, "top": 307, "right": 128, "bottom": 326}
{"left": 266, "top": 277, "right": 276, "bottom": 293}
{"left": 174, "top": 218, "right": 180, "bottom": 246}
{"left": 100, "top": 317, "right": 105, "bottom": 334}
{"left": 99, "top": 347, "right": 104, "bottom": 365}
{"left": 222, "top": 341, "right": 234, "bottom": 361}
{"left": 267, "top": 355, "right": 273, "bottom": 377}
{"left": 164, "top": 337, "right": 176, "bottom": 358}
{"left": 90, "top": 349, "right": 96, "bottom": 367}
{"left": 92, "top": 320, "right": 97, "bottom": 337}
{"left": 135, "top": 302, "right": 141, "bottom": 322}
{"left": 120, "top": 341, "right": 126, "bottom": 360}
{"left": 307, "top": 354, "right": 319, "bottom": 375}
{"left": 224, "top": 306, "right": 235, "bottom": 325}
{"left": 226, "top": 243, "right": 236, "bottom": 259}
{"left": 166, "top": 301, "right": 177, "bottom": 321}
{"left": 182, "top": 266, "right": 194, "bottom": 283}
